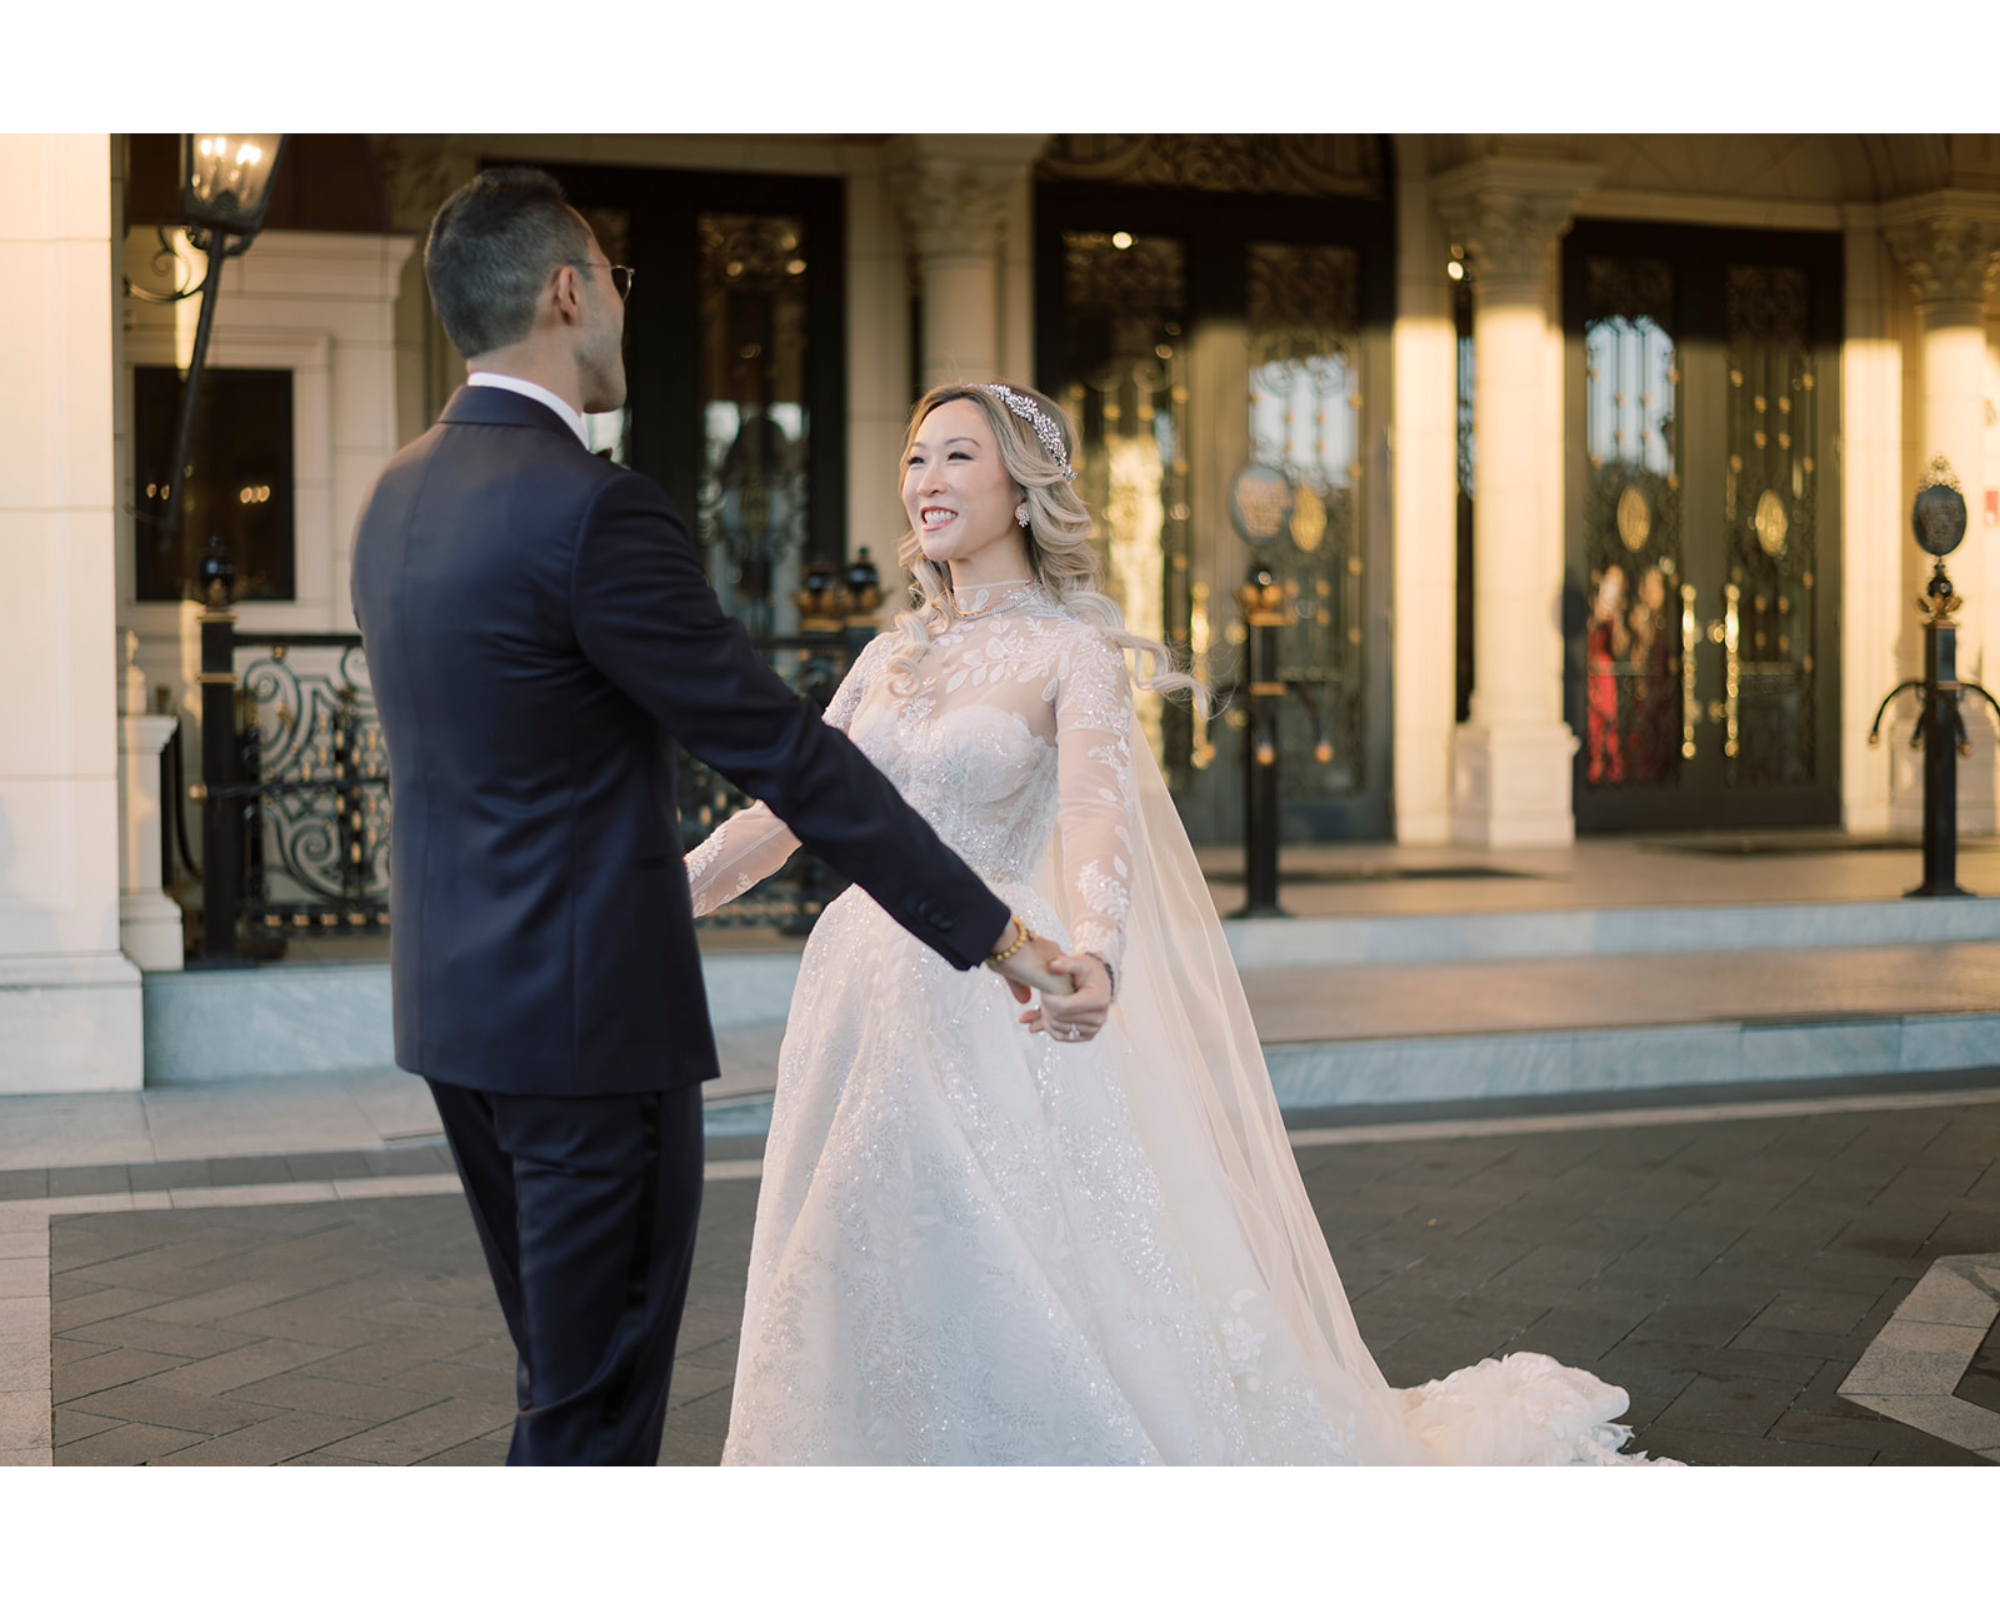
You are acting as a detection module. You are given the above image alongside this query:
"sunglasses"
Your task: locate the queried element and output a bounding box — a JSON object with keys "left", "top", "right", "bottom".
{"left": 574, "top": 261, "right": 635, "bottom": 301}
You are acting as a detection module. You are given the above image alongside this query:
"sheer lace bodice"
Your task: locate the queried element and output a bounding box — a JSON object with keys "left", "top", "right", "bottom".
{"left": 687, "top": 587, "right": 1133, "bottom": 965}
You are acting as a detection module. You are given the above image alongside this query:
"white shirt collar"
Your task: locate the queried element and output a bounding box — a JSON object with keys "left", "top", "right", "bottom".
{"left": 466, "top": 372, "right": 591, "bottom": 449}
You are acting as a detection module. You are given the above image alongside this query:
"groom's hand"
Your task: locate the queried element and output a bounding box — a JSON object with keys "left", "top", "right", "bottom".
{"left": 992, "top": 929, "right": 1074, "bottom": 1004}
{"left": 1027, "top": 953, "right": 1112, "bottom": 1044}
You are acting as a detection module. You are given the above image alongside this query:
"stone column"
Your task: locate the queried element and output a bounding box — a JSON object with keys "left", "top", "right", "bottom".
{"left": 1884, "top": 195, "right": 2000, "bottom": 832}
{"left": 1838, "top": 213, "right": 1905, "bottom": 835}
{"left": 0, "top": 134, "right": 142, "bottom": 1091}
{"left": 890, "top": 135, "right": 1046, "bottom": 390}
{"left": 1389, "top": 136, "right": 1459, "bottom": 843}
{"left": 845, "top": 162, "right": 915, "bottom": 565}
{"left": 1434, "top": 159, "right": 1599, "bottom": 848}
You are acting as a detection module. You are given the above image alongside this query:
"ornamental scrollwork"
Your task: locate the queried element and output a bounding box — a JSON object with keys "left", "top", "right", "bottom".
{"left": 1038, "top": 134, "right": 1385, "bottom": 200}
{"left": 1062, "top": 232, "right": 1186, "bottom": 320}
{"left": 1883, "top": 212, "right": 2000, "bottom": 308}
{"left": 699, "top": 212, "right": 808, "bottom": 297}
{"left": 237, "top": 642, "right": 392, "bottom": 932}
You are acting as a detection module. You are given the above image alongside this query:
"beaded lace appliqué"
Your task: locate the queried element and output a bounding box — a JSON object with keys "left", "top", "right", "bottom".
{"left": 693, "top": 591, "right": 1657, "bottom": 1467}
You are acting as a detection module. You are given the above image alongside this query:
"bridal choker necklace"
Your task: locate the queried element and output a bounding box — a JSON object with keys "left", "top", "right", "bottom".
{"left": 947, "top": 580, "right": 1040, "bottom": 621}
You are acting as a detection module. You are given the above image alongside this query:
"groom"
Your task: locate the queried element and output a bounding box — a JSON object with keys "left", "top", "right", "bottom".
{"left": 350, "top": 168, "right": 1079, "bottom": 1465}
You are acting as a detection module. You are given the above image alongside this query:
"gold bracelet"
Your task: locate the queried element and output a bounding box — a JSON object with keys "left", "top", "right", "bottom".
{"left": 983, "top": 913, "right": 1031, "bottom": 967}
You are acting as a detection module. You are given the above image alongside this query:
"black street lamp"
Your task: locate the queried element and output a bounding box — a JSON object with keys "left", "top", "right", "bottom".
{"left": 130, "top": 134, "right": 290, "bottom": 568}
{"left": 126, "top": 136, "right": 287, "bottom": 969}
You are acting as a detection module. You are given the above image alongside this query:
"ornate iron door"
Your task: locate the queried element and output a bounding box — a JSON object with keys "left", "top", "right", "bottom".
{"left": 533, "top": 164, "right": 854, "bottom": 915}
{"left": 1564, "top": 223, "right": 1842, "bottom": 832}
{"left": 1053, "top": 230, "right": 1195, "bottom": 787}
{"left": 1036, "top": 167, "right": 1394, "bottom": 845}
{"left": 535, "top": 163, "right": 848, "bottom": 603}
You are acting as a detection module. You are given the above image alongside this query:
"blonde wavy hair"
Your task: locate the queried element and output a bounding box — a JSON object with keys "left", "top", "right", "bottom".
{"left": 885, "top": 381, "right": 1206, "bottom": 713}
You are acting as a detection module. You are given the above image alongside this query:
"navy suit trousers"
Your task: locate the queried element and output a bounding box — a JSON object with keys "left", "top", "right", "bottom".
{"left": 427, "top": 1078, "right": 706, "bottom": 1465}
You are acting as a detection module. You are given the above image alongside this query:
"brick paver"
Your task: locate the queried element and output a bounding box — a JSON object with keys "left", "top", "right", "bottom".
{"left": 38, "top": 1098, "right": 2000, "bottom": 1465}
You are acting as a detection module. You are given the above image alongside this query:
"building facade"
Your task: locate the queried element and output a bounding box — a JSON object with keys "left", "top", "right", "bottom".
{"left": 6, "top": 131, "right": 2000, "bottom": 1092}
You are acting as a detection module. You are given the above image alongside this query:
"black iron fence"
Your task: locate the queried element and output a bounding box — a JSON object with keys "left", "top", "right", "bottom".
{"left": 237, "top": 632, "right": 390, "bottom": 942}
{"left": 177, "top": 600, "right": 877, "bottom": 965}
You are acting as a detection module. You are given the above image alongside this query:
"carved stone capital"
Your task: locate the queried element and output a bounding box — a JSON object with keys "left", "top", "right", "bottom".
{"left": 898, "top": 157, "right": 1012, "bottom": 264}
{"left": 889, "top": 134, "right": 1046, "bottom": 268}
{"left": 373, "top": 134, "right": 477, "bottom": 236}
{"left": 1433, "top": 158, "right": 1600, "bottom": 293}
{"left": 1880, "top": 191, "right": 2000, "bottom": 314}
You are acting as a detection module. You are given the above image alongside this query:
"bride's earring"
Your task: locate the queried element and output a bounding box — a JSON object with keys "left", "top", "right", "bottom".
{"left": 1015, "top": 502, "right": 1032, "bottom": 529}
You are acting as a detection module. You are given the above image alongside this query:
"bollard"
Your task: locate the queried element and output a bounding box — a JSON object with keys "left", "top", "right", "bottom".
{"left": 1233, "top": 563, "right": 1289, "bottom": 919}
{"left": 192, "top": 537, "right": 252, "bottom": 962}
{"left": 1866, "top": 463, "right": 2000, "bottom": 899}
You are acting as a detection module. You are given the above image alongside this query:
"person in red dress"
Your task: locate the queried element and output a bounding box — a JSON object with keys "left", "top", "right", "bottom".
{"left": 1586, "top": 566, "right": 1629, "bottom": 784}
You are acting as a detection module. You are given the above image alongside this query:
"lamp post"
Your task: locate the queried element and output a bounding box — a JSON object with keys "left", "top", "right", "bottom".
{"left": 144, "top": 135, "right": 289, "bottom": 565}
{"left": 128, "top": 136, "right": 288, "bottom": 966}
{"left": 1235, "top": 562, "right": 1289, "bottom": 918}
{"left": 1225, "top": 463, "right": 1293, "bottom": 919}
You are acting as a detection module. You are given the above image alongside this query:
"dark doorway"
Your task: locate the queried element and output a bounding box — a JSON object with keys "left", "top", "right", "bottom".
{"left": 529, "top": 163, "right": 847, "bottom": 632}
{"left": 1563, "top": 221, "right": 1843, "bottom": 832}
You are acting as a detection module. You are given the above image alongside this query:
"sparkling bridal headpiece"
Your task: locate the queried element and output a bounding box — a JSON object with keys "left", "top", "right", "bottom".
{"left": 987, "top": 384, "right": 1077, "bottom": 482}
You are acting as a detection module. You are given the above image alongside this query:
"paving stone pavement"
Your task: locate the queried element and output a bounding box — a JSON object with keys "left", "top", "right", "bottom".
{"left": 41, "top": 1100, "right": 2000, "bottom": 1465}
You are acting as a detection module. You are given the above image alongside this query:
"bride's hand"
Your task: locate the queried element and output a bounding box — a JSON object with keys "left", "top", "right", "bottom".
{"left": 1026, "top": 952, "right": 1111, "bottom": 1044}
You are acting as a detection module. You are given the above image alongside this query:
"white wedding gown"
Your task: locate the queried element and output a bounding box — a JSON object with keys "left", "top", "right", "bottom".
{"left": 688, "top": 591, "right": 1667, "bottom": 1465}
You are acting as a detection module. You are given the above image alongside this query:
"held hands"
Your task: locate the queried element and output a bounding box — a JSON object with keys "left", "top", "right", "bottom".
{"left": 1025, "top": 952, "right": 1112, "bottom": 1045}
{"left": 985, "top": 916, "right": 1111, "bottom": 1045}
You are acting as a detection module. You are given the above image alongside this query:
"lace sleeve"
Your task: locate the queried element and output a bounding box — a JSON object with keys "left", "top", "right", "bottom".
{"left": 819, "top": 634, "right": 883, "bottom": 734}
{"left": 686, "top": 635, "right": 881, "bottom": 916}
{"left": 1054, "top": 627, "right": 1136, "bottom": 969}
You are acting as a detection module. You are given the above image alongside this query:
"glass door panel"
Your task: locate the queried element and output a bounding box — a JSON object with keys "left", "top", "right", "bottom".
{"left": 1059, "top": 230, "right": 1192, "bottom": 778}
{"left": 1565, "top": 221, "right": 1841, "bottom": 832}
{"left": 695, "top": 211, "right": 812, "bottom": 636}
{"left": 1037, "top": 178, "right": 1393, "bottom": 844}
{"left": 1580, "top": 255, "right": 1684, "bottom": 794}
{"left": 533, "top": 162, "right": 846, "bottom": 642}
{"left": 1246, "top": 242, "right": 1368, "bottom": 802}
{"left": 1721, "top": 264, "right": 1821, "bottom": 791}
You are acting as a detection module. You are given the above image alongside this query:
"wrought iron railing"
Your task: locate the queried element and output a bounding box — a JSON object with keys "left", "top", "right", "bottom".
{"left": 674, "top": 633, "right": 870, "bottom": 932}
{"left": 237, "top": 632, "right": 390, "bottom": 939}
{"left": 180, "top": 578, "right": 874, "bottom": 964}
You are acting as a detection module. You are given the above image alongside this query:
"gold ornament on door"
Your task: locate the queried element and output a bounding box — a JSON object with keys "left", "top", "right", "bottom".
{"left": 1754, "top": 490, "right": 1788, "bottom": 558}
{"left": 1616, "top": 484, "right": 1651, "bottom": 553}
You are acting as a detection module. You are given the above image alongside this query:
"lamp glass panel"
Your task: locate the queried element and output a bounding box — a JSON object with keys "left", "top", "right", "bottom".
{"left": 182, "top": 134, "right": 282, "bottom": 229}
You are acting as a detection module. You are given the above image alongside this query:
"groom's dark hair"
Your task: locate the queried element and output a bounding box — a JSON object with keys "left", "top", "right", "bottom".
{"left": 424, "top": 167, "right": 597, "bottom": 359}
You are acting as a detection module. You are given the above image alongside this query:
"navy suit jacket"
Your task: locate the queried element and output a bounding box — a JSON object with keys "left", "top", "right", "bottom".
{"left": 349, "top": 385, "right": 1011, "bottom": 1097}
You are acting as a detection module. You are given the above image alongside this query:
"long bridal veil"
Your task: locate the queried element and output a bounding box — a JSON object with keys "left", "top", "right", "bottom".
{"left": 1036, "top": 711, "right": 1658, "bottom": 1466}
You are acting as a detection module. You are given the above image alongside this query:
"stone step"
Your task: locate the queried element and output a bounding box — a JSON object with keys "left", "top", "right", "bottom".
{"left": 701, "top": 896, "right": 2000, "bottom": 1033}
{"left": 697, "top": 939, "right": 2000, "bottom": 1134}
{"left": 1220, "top": 895, "right": 2000, "bottom": 969}
{"left": 140, "top": 896, "right": 2000, "bottom": 1077}
{"left": 700, "top": 1005, "right": 2000, "bottom": 1138}
{"left": 141, "top": 931, "right": 2000, "bottom": 1140}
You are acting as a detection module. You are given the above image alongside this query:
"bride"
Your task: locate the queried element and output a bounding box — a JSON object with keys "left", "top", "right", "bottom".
{"left": 688, "top": 381, "right": 1666, "bottom": 1466}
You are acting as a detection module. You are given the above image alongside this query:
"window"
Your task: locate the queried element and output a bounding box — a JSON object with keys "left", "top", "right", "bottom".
{"left": 134, "top": 365, "right": 296, "bottom": 602}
